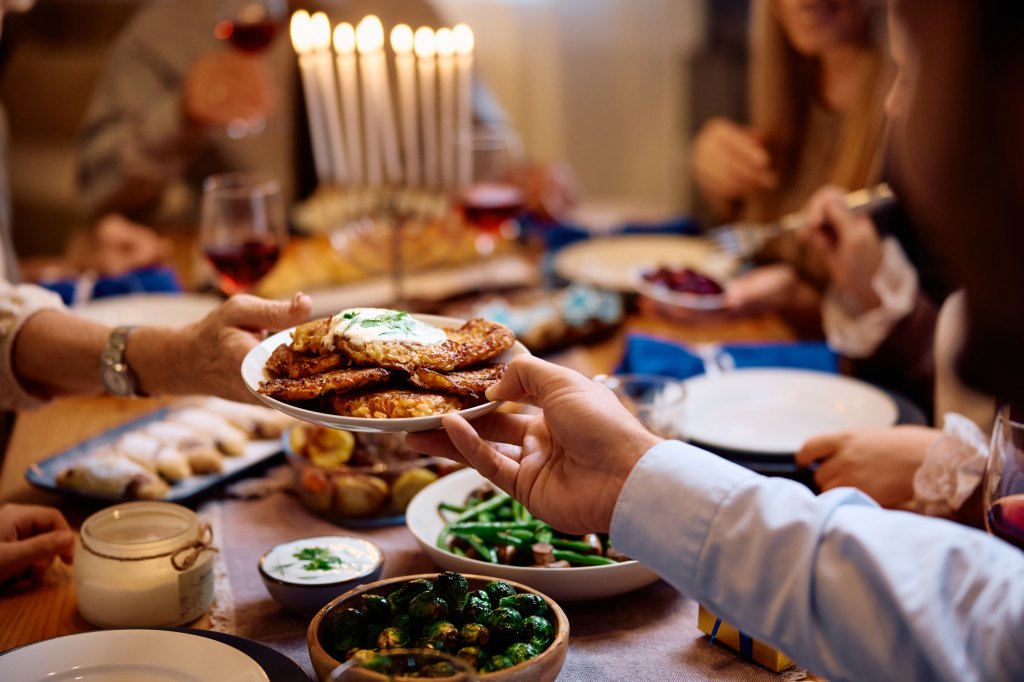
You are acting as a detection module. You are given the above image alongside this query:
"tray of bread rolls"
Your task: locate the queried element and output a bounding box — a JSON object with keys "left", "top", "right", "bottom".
{"left": 25, "top": 397, "right": 293, "bottom": 504}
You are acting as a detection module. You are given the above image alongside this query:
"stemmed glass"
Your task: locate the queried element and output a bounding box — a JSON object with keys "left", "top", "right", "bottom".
{"left": 457, "top": 126, "right": 526, "bottom": 256}
{"left": 983, "top": 407, "right": 1024, "bottom": 550}
{"left": 330, "top": 648, "right": 477, "bottom": 681}
{"left": 200, "top": 173, "right": 287, "bottom": 295}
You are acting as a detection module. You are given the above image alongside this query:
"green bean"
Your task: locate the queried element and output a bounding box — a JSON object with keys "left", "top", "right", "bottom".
{"left": 463, "top": 534, "right": 498, "bottom": 563}
{"left": 437, "top": 492, "right": 511, "bottom": 550}
{"left": 450, "top": 522, "right": 540, "bottom": 533}
{"left": 439, "top": 502, "right": 466, "bottom": 514}
{"left": 550, "top": 537, "right": 598, "bottom": 553}
{"left": 552, "top": 550, "right": 616, "bottom": 566}
{"left": 511, "top": 500, "right": 530, "bottom": 524}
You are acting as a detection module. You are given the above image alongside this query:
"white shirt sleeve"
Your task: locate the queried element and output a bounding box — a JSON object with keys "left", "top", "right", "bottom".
{"left": 910, "top": 412, "right": 990, "bottom": 516}
{"left": 822, "top": 237, "right": 919, "bottom": 358}
{"left": 610, "top": 441, "right": 1024, "bottom": 682}
{"left": 0, "top": 280, "right": 68, "bottom": 410}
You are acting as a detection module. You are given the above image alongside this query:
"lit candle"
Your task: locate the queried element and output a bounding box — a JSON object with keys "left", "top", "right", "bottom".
{"left": 415, "top": 27, "right": 438, "bottom": 189}
{"left": 391, "top": 24, "right": 420, "bottom": 187}
{"left": 309, "top": 12, "right": 348, "bottom": 185}
{"left": 356, "top": 16, "right": 383, "bottom": 186}
{"left": 358, "top": 15, "right": 402, "bottom": 186}
{"left": 333, "top": 22, "right": 363, "bottom": 186}
{"left": 435, "top": 27, "right": 455, "bottom": 190}
{"left": 453, "top": 23, "right": 474, "bottom": 191}
{"left": 290, "top": 10, "right": 331, "bottom": 186}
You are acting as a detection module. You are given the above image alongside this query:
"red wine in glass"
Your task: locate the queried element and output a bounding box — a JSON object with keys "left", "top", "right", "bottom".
{"left": 204, "top": 240, "right": 281, "bottom": 292}
{"left": 461, "top": 182, "right": 525, "bottom": 233}
{"left": 987, "top": 493, "right": 1024, "bottom": 550}
{"left": 214, "top": 17, "right": 280, "bottom": 53}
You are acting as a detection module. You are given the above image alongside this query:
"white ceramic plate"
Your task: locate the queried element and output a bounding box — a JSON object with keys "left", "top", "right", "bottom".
{"left": 552, "top": 235, "right": 737, "bottom": 292}
{"left": 684, "top": 368, "right": 899, "bottom": 455}
{"left": 0, "top": 629, "right": 269, "bottom": 681}
{"left": 74, "top": 293, "right": 222, "bottom": 327}
{"left": 631, "top": 267, "right": 727, "bottom": 311}
{"left": 406, "top": 468, "right": 660, "bottom": 601}
{"left": 241, "top": 314, "right": 529, "bottom": 433}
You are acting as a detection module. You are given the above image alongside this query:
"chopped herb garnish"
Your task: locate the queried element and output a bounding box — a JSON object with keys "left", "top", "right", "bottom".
{"left": 294, "top": 546, "right": 345, "bottom": 571}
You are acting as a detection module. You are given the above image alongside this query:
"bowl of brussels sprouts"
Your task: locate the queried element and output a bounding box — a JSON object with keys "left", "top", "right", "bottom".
{"left": 406, "top": 468, "right": 660, "bottom": 601}
{"left": 307, "top": 571, "right": 569, "bottom": 681}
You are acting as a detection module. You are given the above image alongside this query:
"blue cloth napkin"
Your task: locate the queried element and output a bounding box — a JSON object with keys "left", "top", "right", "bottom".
{"left": 41, "top": 266, "right": 183, "bottom": 306}
{"left": 520, "top": 214, "right": 700, "bottom": 253}
{"left": 615, "top": 333, "right": 838, "bottom": 380}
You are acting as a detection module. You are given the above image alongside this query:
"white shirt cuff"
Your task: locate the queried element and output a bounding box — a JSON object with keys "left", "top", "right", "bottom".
{"left": 910, "top": 413, "right": 989, "bottom": 517}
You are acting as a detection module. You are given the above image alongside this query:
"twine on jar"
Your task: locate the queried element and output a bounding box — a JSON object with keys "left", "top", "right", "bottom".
{"left": 80, "top": 523, "right": 218, "bottom": 572}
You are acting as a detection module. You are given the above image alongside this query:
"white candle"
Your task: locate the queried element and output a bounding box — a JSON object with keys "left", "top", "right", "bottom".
{"left": 290, "top": 11, "right": 331, "bottom": 186}
{"left": 333, "top": 22, "right": 363, "bottom": 186}
{"left": 309, "top": 12, "right": 348, "bottom": 185}
{"left": 435, "top": 27, "right": 455, "bottom": 190}
{"left": 356, "top": 16, "right": 383, "bottom": 187}
{"left": 453, "top": 24, "right": 474, "bottom": 191}
{"left": 391, "top": 24, "right": 420, "bottom": 187}
{"left": 415, "top": 27, "right": 438, "bottom": 189}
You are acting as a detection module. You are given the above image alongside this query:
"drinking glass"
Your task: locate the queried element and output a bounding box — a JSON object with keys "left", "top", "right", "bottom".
{"left": 330, "top": 648, "right": 477, "bottom": 681}
{"left": 457, "top": 126, "right": 525, "bottom": 256}
{"left": 983, "top": 407, "right": 1024, "bottom": 550}
{"left": 214, "top": 0, "right": 286, "bottom": 54}
{"left": 593, "top": 374, "right": 687, "bottom": 439}
{"left": 200, "top": 173, "right": 287, "bottom": 295}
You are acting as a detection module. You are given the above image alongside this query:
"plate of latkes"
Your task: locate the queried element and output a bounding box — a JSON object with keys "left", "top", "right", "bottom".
{"left": 241, "top": 309, "right": 529, "bottom": 432}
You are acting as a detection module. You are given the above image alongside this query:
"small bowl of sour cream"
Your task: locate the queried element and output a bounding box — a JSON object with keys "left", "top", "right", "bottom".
{"left": 258, "top": 536, "right": 385, "bottom": 615}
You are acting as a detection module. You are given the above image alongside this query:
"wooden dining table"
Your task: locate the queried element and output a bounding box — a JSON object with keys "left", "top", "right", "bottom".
{"left": 0, "top": 281, "right": 820, "bottom": 680}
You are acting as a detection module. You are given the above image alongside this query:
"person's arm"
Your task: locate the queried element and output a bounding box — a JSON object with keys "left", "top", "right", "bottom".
{"left": 613, "top": 442, "right": 1024, "bottom": 681}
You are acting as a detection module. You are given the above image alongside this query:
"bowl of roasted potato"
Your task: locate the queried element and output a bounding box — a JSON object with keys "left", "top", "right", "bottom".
{"left": 284, "top": 423, "right": 460, "bottom": 525}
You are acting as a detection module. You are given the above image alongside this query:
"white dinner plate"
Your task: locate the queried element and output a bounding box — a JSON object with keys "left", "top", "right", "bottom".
{"left": 74, "top": 293, "right": 222, "bottom": 327}
{"left": 406, "top": 468, "right": 660, "bottom": 601}
{"left": 552, "top": 234, "right": 737, "bottom": 292}
{"left": 241, "top": 314, "right": 530, "bottom": 433}
{"left": 684, "top": 368, "right": 899, "bottom": 455}
{"left": 0, "top": 629, "right": 268, "bottom": 681}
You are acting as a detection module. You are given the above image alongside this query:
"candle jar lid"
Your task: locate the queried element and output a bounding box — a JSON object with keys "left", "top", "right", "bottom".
{"left": 81, "top": 501, "right": 203, "bottom": 558}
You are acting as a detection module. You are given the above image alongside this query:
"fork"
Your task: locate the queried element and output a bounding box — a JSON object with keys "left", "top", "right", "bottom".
{"left": 706, "top": 182, "right": 896, "bottom": 260}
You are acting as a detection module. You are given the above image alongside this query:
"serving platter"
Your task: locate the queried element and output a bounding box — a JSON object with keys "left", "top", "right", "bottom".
{"left": 241, "top": 314, "right": 530, "bottom": 433}
{"left": 0, "top": 629, "right": 269, "bottom": 681}
{"left": 406, "top": 468, "right": 660, "bottom": 601}
{"left": 683, "top": 368, "right": 899, "bottom": 455}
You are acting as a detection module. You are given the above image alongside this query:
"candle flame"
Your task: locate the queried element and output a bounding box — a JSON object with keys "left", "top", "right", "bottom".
{"left": 452, "top": 24, "right": 474, "bottom": 56}
{"left": 356, "top": 15, "right": 385, "bottom": 54}
{"left": 333, "top": 22, "right": 356, "bottom": 54}
{"left": 435, "top": 27, "right": 455, "bottom": 58}
{"left": 309, "top": 12, "right": 331, "bottom": 51}
{"left": 414, "top": 26, "right": 436, "bottom": 59}
{"left": 391, "top": 24, "right": 414, "bottom": 55}
{"left": 289, "top": 10, "right": 312, "bottom": 54}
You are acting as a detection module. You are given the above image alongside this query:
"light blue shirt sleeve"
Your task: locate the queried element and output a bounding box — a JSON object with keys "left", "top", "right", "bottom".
{"left": 610, "top": 441, "right": 1024, "bottom": 682}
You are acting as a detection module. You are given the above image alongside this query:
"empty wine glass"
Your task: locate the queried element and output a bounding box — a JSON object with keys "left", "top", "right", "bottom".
{"left": 200, "top": 173, "right": 287, "bottom": 295}
{"left": 983, "top": 407, "right": 1024, "bottom": 550}
{"left": 456, "top": 126, "right": 525, "bottom": 256}
{"left": 330, "top": 648, "right": 477, "bottom": 681}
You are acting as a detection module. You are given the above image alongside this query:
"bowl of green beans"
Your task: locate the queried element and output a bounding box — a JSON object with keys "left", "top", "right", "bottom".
{"left": 405, "top": 468, "right": 660, "bottom": 601}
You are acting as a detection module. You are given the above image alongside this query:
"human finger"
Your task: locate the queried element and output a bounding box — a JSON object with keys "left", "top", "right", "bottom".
{"left": 716, "top": 123, "right": 773, "bottom": 170}
{"left": 0, "top": 530, "right": 74, "bottom": 584}
{"left": 485, "top": 356, "right": 588, "bottom": 406}
{"left": 718, "top": 150, "right": 779, "bottom": 191}
{"left": 10, "top": 504, "right": 71, "bottom": 537}
{"left": 812, "top": 456, "right": 847, "bottom": 491}
{"left": 441, "top": 414, "right": 521, "bottom": 495}
{"left": 216, "top": 293, "right": 312, "bottom": 331}
{"left": 795, "top": 432, "right": 845, "bottom": 467}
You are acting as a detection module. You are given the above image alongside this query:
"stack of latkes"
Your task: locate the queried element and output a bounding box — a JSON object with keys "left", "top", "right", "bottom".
{"left": 259, "top": 314, "right": 515, "bottom": 418}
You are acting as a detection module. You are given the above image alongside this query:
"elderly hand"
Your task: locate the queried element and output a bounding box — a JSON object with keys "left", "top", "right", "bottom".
{"left": 795, "top": 426, "right": 940, "bottom": 508}
{"left": 183, "top": 51, "right": 276, "bottom": 132}
{"left": 130, "top": 293, "right": 312, "bottom": 403}
{"left": 691, "top": 117, "right": 778, "bottom": 209}
{"left": 511, "top": 161, "right": 579, "bottom": 222}
{"left": 405, "top": 356, "right": 661, "bottom": 534}
{"left": 0, "top": 504, "right": 74, "bottom": 585}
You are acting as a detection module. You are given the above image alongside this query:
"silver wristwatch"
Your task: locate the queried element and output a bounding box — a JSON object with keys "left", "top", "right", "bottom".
{"left": 100, "top": 326, "right": 143, "bottom": 397}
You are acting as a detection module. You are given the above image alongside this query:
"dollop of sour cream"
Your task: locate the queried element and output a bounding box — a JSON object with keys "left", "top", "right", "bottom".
{"left": 322, "top": 308, "right": 447, "bottom": 350}
{"left": 262, "top": 536, "right": 382, "bottom": 585}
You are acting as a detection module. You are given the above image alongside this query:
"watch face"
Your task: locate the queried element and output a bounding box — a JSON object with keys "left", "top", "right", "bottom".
{"left": 102, "top": 366, "right": 132, "bottom": 397}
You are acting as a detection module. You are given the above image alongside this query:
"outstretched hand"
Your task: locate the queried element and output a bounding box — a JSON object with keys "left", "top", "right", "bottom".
{"left": 0, "top": 504, "right": 74, "bottom": 585}
{"left": 405, "top": 356, "right": 661, "bottom": 534}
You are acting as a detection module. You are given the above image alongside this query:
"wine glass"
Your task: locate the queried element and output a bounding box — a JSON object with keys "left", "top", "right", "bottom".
{"left": 983, "top": 407, "right": 1024, "bottom": 549}
{"left": 200, "top": 173, "right": 287, "bottom": 295}
{"left": 457, "top": 126, "right": 526, "bottom": 256}
{"left": 214, "top": 0, "right": 286, "bottom": 54}
{"left": 330, "top": 648, "right": 477, "bottom": 681}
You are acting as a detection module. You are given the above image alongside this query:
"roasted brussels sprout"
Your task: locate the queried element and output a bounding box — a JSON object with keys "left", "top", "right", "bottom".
{"left": 422, "top": 620, "right": 460, "bottom": 649}
{"left": 524, "top": 614, "right": 554, "bottom": 649}
{"left": 360, "top": 593, "right": 391, "bottom": 624}
{"left": 462, "top": 591, "right": 493, "bottom": 625}
{"left": 348, "top": 649, "right": 393, "bottom": 674}
{"left": 324, "top": 607, "right": 365, "bottom": 658}
{"left": 485, "top": 607, "right": 526, "bottom": 645}
{"left": 458, "top": 622, "right": 490, "bottom": 647}
{"left": 389, "top": 614, "right": 411, "bottom": 631}
{"left": 435, "top": 571, "right": 470, "bottom": 613}
{"left": 376, "top": 626, "right": 411, "bottom": 649}
{"left": 362, "top": 623, "right": 384, "bottom": 650}
{"left": 483, "top": 580, "right": 517, "bottom": 605}
{"left": 408, "top": 592, "right": 449, "bottom": 621}
{"left": 390, "top": 467, "right": 439, "bottom": 513}
{"left": 387, "top": 579, "right": 434, "bottom": 613}
{"left": 481, "top": 654, "right": 514, "bottom": 672}
{"left": 498, "top": 593, "right": 548, "bottom": 617}
{"left": 456, "top": 646, "right": 485, "bottom": 668}
{"left": 505, "top": 642, "right": 539, "bottom": 665}
{"left": 418, "top": 662, "right": 458, "bottom": 677}
{"left": 417, "top": 636, "right": 447, "bottom": 651}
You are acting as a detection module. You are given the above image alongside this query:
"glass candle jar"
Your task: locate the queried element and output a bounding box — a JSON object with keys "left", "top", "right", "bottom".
{"left": 75, "top": 501, "right": 216, "bottom": 628}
